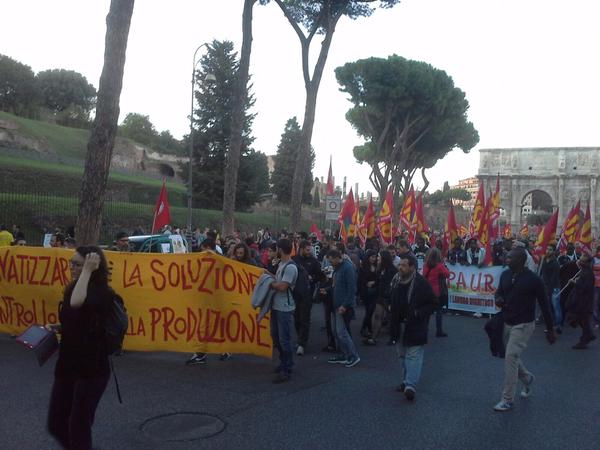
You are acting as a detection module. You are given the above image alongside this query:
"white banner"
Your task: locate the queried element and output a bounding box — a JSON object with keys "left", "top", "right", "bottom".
{"left": 446, "top": 264, "right": 504, "bottom": 314}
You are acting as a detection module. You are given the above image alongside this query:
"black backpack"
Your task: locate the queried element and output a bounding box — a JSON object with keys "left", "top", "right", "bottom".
{"left": 283, "top": 262, "right": 311, "bottom": 304}
{"left": 102, "top": 292, "right": 128, "bottom": 356}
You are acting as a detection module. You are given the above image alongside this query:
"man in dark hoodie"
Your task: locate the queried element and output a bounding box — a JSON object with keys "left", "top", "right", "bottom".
{"left": 493, "top": 248, "right": 556, "bottom": 412}
{"left": 390, "top": 254, "right": 436, "bottom": 402}
{"left": 293, "top": 240, "right": 322, "bottom": 355}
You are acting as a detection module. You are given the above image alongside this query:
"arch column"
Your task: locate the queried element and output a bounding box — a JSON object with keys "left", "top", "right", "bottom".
{"left": 510, "top": 178, "right": 520, "bottom": 228}
{"left": 591, "top": 177, "right": 597, "bottom": 237}
{"left": 558, "top": 177, "right": 564, "bottom": 224}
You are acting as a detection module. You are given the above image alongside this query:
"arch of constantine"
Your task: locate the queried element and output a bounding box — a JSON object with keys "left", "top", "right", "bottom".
{"left": 477, "top": 147, "right": 599, "bottom": 237}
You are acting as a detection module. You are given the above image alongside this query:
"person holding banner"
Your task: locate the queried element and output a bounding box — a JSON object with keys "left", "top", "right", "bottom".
{"left": 390, "top": 254, "right": 436, "bottom": 402}
{"left": 493, "top": 248, "right": 556, "bottom": 412}
{"left": 47, "top": 247, "right": 113, "bottom": 450}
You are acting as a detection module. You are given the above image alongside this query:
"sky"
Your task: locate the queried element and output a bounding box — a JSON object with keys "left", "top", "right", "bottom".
{"left": 2, "top": 0, "right": 600, "bottom": 196}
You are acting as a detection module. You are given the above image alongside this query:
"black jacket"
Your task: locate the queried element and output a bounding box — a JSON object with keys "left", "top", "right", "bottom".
{"left": 495, "top": 268, "right": 553, "bottom": 327}
{"left": 293, "top": 254, "right": 322, "bottom": 289}
{"left": 566, "top": 268, "right": 595, "bottom": 314}
{"left": 540, "top": 258, "right": 560, "bottom": 292}
{"left": 390, "top": 272, "right": 436, "bottom": 346}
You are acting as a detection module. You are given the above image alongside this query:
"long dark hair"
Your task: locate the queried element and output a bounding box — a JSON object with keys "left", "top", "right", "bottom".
{"left": 379, "top": 250, "right": 395, "bottom": 273}
{"left": 425, "top": 247, "right": 442, "bottom": 268}
{"left": 64, "top": 246, "right": 110, "bottom": 299}
{"left": 362, "top": 249, "right": 378, "bottom": 271}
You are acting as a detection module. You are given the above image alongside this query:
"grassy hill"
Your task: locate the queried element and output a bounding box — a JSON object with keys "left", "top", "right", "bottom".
{"left": 0, "top": 111, "right": 316, "bottom": 244}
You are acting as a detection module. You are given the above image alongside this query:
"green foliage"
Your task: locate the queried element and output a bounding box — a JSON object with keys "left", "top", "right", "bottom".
{"left": 336, "top": 55, "right": 479, "bottom": 199}
{"left": 266, "top": 1, "right": 400, "bottom": 31}
{"left": 270, "top": 117, "right": 314, "bottom": 204}
{"left": 0, "top": 54, "right": 38, "bottom": 117}
{"left": 424, "top": 188, "right": 470, "bottom": 205}
{"left": 188, "top": 40, "right": 268, "bottom": 211}
{"left": 119, "top": 112, "right": 157, "bottom": 146}
{"left": 35, "top": 69, "right": 96, "bottom": 128}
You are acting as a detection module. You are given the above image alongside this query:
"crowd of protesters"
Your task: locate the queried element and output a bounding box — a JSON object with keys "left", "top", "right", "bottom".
{"left": 4, "top": 221, "right": 599, "bottom": 413}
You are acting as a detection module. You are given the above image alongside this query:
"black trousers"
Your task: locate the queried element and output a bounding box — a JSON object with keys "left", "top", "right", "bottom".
{"left": 47, "top": 373, "right": 110, "bottom": 450}
{"left": 294, "top": 296, "right": 313, "bottom": 347}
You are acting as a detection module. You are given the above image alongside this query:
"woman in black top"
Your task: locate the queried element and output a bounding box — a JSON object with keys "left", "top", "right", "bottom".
{"left": 47, "top": 246, "right": 114, "bottom": 450}
{"left": 358, "top": 250, "right": 379, "bottom": 338}
{"left": 365, "top": 250, "right": 397, "bottom": 345}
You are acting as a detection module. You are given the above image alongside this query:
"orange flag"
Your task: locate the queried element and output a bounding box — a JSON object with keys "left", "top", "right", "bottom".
{"left": 576, "top": 204, "right": 592, "bottom": 255}
{"left": 378, "top": 189, "right": 394, "bottom": 244}
{"left": 489, "top": 175, "right": 501, "bottom": 239}
{"left": 559, "top": 200, "right": 581, "bottom": 252}
{"left": 479, "top": 200, "right": 493, "bottom": 266}
{"left": 519, "top": 223, "right": 529, "bottom": 238}
{"left": 533, "top": 209, "right": 559, "bottom": 261}
{"left": 469, "top": 182, "right": 486, "bottom": 239}
{"left": 350, "top": 197, "right": 361, "bottom": 238}
{"left": 459, "top": 224, "right": 468, "bottom": 238}
{"left": 359, "top": 197, "right": 376, "bottom": 244}
{"left": 409, "top": 193, "right": 428, "bottom": 245}
{"left": 398, "top": 186, "right": 415, "bottom": 233}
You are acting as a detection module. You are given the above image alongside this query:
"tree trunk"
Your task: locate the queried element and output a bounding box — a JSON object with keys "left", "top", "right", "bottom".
{"left": 289, "top": 16, "right": 339, "bottom": 232}
{"left": 76, "top": 0, "right": 134, "bottom": 245}
{"left": 222, "top": 0, "right": 255, "bottom": 237}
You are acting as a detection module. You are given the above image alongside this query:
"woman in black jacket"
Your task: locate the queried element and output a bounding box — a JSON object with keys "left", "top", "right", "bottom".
{"left": 365, "top": 250, "right": 396, "bottom": 345}
{"left": 358, "top": 250, "right": 379, "bottom": 338}
{"left": 47, "top": 246, "right": 114, "bottom": 450}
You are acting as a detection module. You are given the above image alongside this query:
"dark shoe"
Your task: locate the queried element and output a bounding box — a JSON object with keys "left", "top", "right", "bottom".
{"left": 322, "top": 345, "right": 336, "bottom": 353}
{"left": 404, "top": 387, "right": 416, "bottom": 401}
{"left": 386, "top": 339, "right": 397, "bottom": 346}
{"left": 590, "top": 335, "right": 597, "bottom": 341}
{"left": 273, "top": 373, "right": 291, "bottom": 384}
{"left": 219, "top": 353, "right": 232, "bottom": 361}
{"left": 555, "top": 327, "right": 562, "bottom": 335}
{"left": 396, "top": 383, "right": 406, "bottom": 393}
{"left": 436, "top": 332, "right": 448, "bottom": 337}
{"left": 363, "top": 338, "right": 376, "bottom": 346}
{"left": 572, "top": 342, "right": 588, "bottom": 350}
{"left": 273, "top": 366, "right": 283, "bottom": 374}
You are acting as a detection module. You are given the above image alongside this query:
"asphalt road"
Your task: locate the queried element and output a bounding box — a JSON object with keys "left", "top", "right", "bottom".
{"left": 2, "top": 307, "right": 599, "bottom": 450}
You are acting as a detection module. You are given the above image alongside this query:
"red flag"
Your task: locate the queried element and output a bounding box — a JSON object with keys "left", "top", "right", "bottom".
{"left": 152, "top": 180, "right": 171, "bottom": 233}
{"left": 443, "top": 203, "right": 459, "bottom": 256}
{"left": 533, "top": 209, "right": 559, "bottom": 261}
{"left": 503, "top": 223, "right": 512, "bottom": 239}
{"left": 577, "top": 204, "right": 592, "bottom": 255}
{"left": 326, "top": 156, "right": 334, "bottom": 196}
{"left": 519, "top": 223, "right": 529, "bottom": 238}
{"left": 310, "top": 223, "right": 322, "bottom": 241}
{"left": 338, "top": 188, "right": 356, "bottom": 241}
{"left": 378, "top": 189, "right": 394, "bottom": 244}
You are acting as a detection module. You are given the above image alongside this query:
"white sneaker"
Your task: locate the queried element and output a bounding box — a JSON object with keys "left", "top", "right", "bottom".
{"left": 520, "top": 374, "right": 534, "bottom": 399}
{"left": 473, "top": 312, "right": 483, "bottom": 318}
{"left": 493, "top": 400, "right": 513, "bottom": 412}
{"left": 296, "top": 345, "right": 305, "bottom": 356}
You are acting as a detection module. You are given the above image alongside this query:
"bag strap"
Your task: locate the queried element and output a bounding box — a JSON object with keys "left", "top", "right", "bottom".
{"left": 109, "top": 356, "right": 123, "bottom": 404}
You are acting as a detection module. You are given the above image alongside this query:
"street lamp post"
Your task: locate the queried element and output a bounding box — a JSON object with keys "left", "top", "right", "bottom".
{"left": 187, "top": 43, "right": 215, "bottom": 234}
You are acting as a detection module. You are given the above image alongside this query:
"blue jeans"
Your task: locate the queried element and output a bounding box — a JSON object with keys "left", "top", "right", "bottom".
{"left": 331, "top": 309, "right": 359, "bottom": 360}
{"left": 401, "top": 345, "right": 425, "bottom": 390}
{"left": 270, "top": 310, "right": 294, "bottom": 375}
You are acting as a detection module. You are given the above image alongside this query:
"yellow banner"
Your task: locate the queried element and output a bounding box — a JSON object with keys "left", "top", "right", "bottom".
{"left": 0, "top": 247, "right": 272, "bottom": 358}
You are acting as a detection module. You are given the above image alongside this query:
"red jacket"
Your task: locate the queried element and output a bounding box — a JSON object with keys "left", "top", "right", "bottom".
{"left": 422, "top": 263, "right": 450, "bottom": 297}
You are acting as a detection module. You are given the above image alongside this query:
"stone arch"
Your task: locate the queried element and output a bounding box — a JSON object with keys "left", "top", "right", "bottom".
{"left": 520, "top": 189, "right": 554, "bottom": 225}
{"left": 158, "top": 163, "right": 175, "bottom": 178}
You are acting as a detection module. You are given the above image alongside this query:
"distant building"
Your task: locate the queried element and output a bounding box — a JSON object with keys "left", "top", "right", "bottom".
{"left": 451, "top": 176, "right": 479, "bottom": 210}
